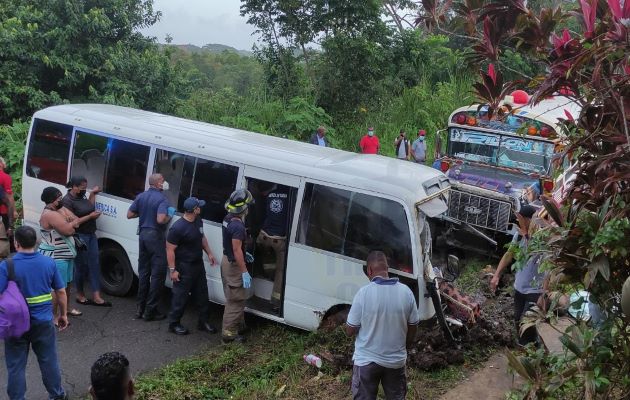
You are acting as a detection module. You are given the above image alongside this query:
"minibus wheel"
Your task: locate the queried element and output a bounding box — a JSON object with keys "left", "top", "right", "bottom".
{"left": 99, "top": 242, "right": 135, "bottom": 296}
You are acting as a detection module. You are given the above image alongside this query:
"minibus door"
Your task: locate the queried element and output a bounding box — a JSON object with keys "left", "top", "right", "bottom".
{"left": 241, "top": 167, "right": 300, "bottom": 317}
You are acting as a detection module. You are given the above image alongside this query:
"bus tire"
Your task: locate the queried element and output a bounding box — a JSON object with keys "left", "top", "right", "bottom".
{"left": 99, "top": 243, "right": 135, "bottom": 296}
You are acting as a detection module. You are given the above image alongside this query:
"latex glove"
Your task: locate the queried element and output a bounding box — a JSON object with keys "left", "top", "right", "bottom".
{"left": 245, "top": 252, "right": 254, "bottom": 263}
{"left": 242, "top": 271, "right": 252, "bottom": 289}
{"left": 167, "top": 206, "right": 176, "bottom": 217}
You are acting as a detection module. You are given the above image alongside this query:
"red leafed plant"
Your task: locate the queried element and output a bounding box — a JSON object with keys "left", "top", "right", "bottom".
{"left": 418, "top": 0, "right": 630, "bottom": 397}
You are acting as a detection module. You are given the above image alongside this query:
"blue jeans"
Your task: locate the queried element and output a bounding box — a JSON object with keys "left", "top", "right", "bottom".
{"left": 75, "top": 233, "right": 101, "bottom": 293}
{"left": 4, "top": 320, "right": 65, "bottom": 400}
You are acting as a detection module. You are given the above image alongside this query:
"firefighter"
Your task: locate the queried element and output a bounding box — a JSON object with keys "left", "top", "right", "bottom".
{"left": 220, "top": 189, "right": 254, "bottom": 343}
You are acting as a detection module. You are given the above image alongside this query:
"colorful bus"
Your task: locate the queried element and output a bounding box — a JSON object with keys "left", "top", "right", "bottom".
{"left": 436, "top": 91, "right": 581, "bottom": 249}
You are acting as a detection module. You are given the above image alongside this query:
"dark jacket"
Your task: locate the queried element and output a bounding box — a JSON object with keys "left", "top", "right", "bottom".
{"left": 309, "top": 133, "right": 327, "bottom": 147}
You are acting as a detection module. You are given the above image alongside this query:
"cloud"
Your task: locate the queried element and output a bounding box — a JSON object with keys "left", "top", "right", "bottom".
{"left": 141, "top": 0, "right": 258, "bottom": 50}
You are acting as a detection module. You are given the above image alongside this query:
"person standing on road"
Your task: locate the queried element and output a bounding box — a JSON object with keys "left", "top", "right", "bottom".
{"left": 359, "top": 127, "right": 380, "bottom": 154}
{"left": 309, "top": 126, "right": 328, "bottom": 147}
{"left": 39, "top": 187, "right": 99, "bottom": 322}
{"left": 410, "top": 130, "right": 427, "bottom": 164}
{"left": 62, "top": 176, "right": 110, "bottom": 307}
{"left": 127, "top": 173, "right": 175, "bottom": 321}
{"left": 221, "top": 189, "right": 254, "bottom": 344}
{"left": 393, "top": 130, "right": 410, "bottom": 160}
{"left": 0, "top": 226, "right": 69, "bottom": 400}
{"left": 0, "top": 157, "right": 17, "bottom": 251}
{"left": 89, "top": 352, "right": 135, "bottom": 400}
{"left": 166, "top": 197, "right": 218, "bottom": 335}
{"left": 345, "top": 250, "right": 419, "bottom": 400}
{"left": 490, "top": 205, "right": 546, "bottom": 346}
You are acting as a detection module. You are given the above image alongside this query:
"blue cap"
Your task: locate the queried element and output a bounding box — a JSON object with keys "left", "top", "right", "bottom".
{"left": 183, "top": 197, "right": 206, "bottom": 212}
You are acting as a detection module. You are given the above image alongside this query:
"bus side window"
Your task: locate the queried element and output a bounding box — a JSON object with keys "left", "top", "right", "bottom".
{"left": 153, "top": 149, "right": 195, "bottom": 212}
{"left": 190, "top": 158, "right": 238, "bottom": 223}
{"left": 26, "top": 119, "right": 73, "bottom": 184}
{"left": 297, "top": 183, "right": 413, "bottom": 272}
{"left": 72, "top": 131, "right": 108, "bottom": 189}
{"left": 104, "top": 139, "right": 150, "bottom": 200}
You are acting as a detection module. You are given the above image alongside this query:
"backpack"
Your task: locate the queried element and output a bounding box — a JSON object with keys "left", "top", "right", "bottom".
{"left": 0, "top": 257, "right": 31, "bottom": 339}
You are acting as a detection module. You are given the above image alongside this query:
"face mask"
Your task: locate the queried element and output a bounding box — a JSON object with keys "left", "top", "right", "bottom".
{"left": 78, "top": 189, "right": 87, "bottom": 198}
{"left": 368, "top": 131, "right": 374, "bottom": 137}
{"left": 161, "top": 181, "right": 170, "bottom": 191}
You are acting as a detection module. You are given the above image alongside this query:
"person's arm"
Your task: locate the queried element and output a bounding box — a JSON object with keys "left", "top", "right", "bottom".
{"left": 47, "top": 212, "right": 76, "bottom": 236}
{"left": 345, "top": 294, "right": 362, "bottom": 336}
{"left": 156, "top": 199, "right": 172, "bottom": 225}
{"left": 406, "top": 324, "right": 418, "bottom": 349}
{"left": 88, "top": 186, "right": 101, "bottom": 205}
{"left": 166, "top": 241, "right": 180, "bottom": 282}
{"left": 490, "top": 249, "right": 515, "bottom": 292}
{"left": 410, "top": 142, "right": 416, "bottom": 160}
{"left": 7, "top": 192, "right": 16, "bottom": 221}
{"left": 55, "top": 288, "right": 68, "bottom": 330}
{"left": 359, "top": 137, "right": 365, "bottom": 153}
{"left": 202, "top": 235, "right": 216, "bottom": 265}
{"left": 406, "top": 140, "right": 411, "bottom": 159}
{"left": 232, "top": 239, "right": 247, "bottom": 273}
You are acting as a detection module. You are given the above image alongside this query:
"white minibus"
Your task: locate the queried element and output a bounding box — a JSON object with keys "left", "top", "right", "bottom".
{"left": 22, "top": 104, "right": 450, "bottom": 330}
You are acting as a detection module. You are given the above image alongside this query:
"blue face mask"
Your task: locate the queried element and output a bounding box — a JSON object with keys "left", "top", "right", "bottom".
{"left": 368, "top": 131, "right": 374, "bottom": 137}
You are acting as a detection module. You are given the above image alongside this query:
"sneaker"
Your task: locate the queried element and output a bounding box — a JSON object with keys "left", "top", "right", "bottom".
{"left": 222, "top": 334, "right": 246, "bottom": 344}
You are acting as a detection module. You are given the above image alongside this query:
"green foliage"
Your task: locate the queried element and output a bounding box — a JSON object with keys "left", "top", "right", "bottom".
{"left": 0, "top": 121, "right": 29, "bottom": 207}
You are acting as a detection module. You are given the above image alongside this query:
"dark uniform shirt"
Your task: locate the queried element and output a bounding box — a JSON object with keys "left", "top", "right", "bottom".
{"left": 167, "top": 217, "right": 204, "bottom": 264}
{"left": 222, "top": 214, "right": 246, "bottom": 262}
{"left": 62, "top": 192, "right": 96, "bottom": 234}
{"left": 128, "top": 188, "right": 170, "bottom": 232}
{"left": 261, "top": 187, "right": 289, "bottom": 237}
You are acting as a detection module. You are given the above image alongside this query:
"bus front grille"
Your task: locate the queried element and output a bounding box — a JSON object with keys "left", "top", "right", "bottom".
{"left": 447, "top": 190, "right": 512, "bottom": 232}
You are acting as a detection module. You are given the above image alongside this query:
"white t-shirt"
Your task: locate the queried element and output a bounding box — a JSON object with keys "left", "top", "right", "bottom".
{"left": 346, "top": 276, "right": 420, "bottom": 369}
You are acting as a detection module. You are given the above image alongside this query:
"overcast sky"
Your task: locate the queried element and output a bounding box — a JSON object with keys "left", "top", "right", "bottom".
{"left": 142, "top": 0, "right": 258, "bottom": 50}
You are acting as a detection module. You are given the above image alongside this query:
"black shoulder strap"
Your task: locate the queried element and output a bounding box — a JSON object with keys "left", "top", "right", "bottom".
{"left": 6, "top": 256, "right": 14, "bottom": 281}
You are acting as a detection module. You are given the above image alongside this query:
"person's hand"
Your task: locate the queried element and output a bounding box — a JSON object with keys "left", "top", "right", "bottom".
{"left": 167, "top": 206, "right": 176, "bottom": 217}
{"left": 242, "top": 271, "right": 252, "bottom": 289}
{"left": 90, "top": 211, "right": 102, "bottom": 219}
{"left": 13, "top": 210, "right": 18, "bottom": 220}
{"left": 57, "top": 315, "right": 69, "bottom": 331}
{"left": 206, "top": 252, "right": 217, "bottom": 266}
{"left": 170, "top": 269, "right": 180, "bottom": 282}
{"left": 490, "top": 274, "right": 500, "bottom": 293}
{"left": 6, "top": 227, "right": 13, "bottom": 237}
{"left": 91, "top": 186, "right": 101, "bottom": 194}
{"left": 245, "top": 252, "right": 254, "bottom": 263}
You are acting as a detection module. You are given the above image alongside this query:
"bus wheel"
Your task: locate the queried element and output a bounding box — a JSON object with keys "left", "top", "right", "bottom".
{"left": 100, "top": 243, "right": 134, "bottom": 296}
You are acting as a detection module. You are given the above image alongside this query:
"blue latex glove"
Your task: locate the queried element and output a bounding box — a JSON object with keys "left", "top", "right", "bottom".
{"left": 167, "top": 206, "right": 176, "bottom": 217}
{"left": 242, "top": 271, "right": 252, "bottom": 289}
{"left": 245, "top": 252, "right": 254, "bottom": 263}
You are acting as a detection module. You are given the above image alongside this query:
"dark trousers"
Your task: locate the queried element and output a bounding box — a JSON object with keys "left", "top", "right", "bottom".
{"left": 351, "top": 362, "right": 407, "bottom": 400}
{"left": 137, "top": 229, "right": 167, "bottom": 315}
{"left": 74, "top": 233, "right": 100, "bottom": 293}
{"left": 4, "top": 320, "right": 66, "bottom": 400}
{"left": 168, "top": 261, "right": 210, "bottom": 326}
{"left": 514, "top": 290, "right": 542, "bottom": 346}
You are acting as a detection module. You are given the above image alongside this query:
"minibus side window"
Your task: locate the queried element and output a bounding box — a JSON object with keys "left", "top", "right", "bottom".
{"left": 190, "top": 158, "right": 238, "bottom": 223}
{"left": 297, "top": 183, "right": 413, "bottom": 272}
{"left": 26, "top": 119, "right": 73, "bottom": 184}
{"left": 153, "top": 149, "right": 195, "bottom": 211}
{"left": 71, "top": 131, "right": 150, "bottom": 200}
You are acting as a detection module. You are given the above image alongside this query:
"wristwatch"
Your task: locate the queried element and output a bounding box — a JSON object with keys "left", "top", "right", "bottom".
{"left": 168, "top": 266, "right": 176, "bottom": 272}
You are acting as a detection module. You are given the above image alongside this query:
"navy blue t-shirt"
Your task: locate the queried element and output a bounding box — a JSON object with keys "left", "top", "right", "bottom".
{"left": 167, "top": 217, "right": 204, "bottom": 264}
{"left": 129, "top": 188, "right": 170, "bottom": 232}
{"left": 0, "top": 252, "right": 65, "bottom": 322}
{"left": 222, "top": 214, "right": 246, "bottom": 262}
{"left": 261, "top": 187, "right": 289, "bottom": 237}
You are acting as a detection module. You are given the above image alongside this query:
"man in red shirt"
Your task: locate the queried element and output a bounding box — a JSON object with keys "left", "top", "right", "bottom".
{"left": 359, "top": 127, "right": 380, "bottom": 154}
{"left": 0, "top": 157, "right": 17, "bottom": 236}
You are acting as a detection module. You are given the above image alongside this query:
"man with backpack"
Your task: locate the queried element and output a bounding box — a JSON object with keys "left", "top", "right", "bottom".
{"left": 0, "top": 225, "right": 68, "bottom": 400}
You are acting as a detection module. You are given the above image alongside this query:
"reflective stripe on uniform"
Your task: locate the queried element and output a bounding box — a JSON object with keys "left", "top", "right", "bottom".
{"left": 26, "top": 293, "right": 53, "bottom": 304}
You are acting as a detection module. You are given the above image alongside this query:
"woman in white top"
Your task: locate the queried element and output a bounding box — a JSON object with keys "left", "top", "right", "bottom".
{"left": 39, "top": 187, "right": 99, "bottom": 323}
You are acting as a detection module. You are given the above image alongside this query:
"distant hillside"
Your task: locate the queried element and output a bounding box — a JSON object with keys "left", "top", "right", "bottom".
{"left": 167, "top": 43, "right": 254, "bottom": 57}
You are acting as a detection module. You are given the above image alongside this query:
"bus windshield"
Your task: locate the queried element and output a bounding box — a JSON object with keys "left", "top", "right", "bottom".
{"left": 447, "top": 128, "right": 555, "bottom": 175}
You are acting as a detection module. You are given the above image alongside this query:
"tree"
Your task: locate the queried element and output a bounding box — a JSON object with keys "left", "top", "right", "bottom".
{"left": 0, "top": 0, "right": 186, "bottom": 123}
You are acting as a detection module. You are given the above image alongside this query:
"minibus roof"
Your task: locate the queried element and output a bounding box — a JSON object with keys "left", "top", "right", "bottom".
{"left": 34, "top": 104, "right": 448, "bottom": 213}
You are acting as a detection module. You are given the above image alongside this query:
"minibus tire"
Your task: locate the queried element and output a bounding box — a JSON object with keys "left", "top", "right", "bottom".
{"left": 99, "top": 243, "right": 134, "bottom": 296}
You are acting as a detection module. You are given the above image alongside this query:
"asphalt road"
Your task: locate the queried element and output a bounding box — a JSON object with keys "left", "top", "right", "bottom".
{"left": 0, "top": 292, "right": 226, "bottom": 399}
